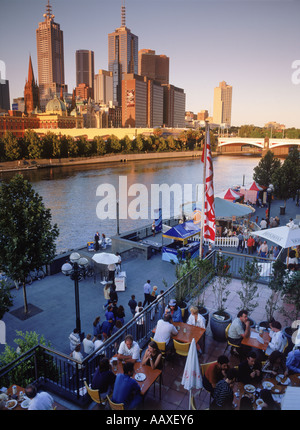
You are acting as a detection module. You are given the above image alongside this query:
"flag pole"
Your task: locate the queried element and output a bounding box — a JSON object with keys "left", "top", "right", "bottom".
{"left": 199, "top": 121, "right": 208, "bottom": 260}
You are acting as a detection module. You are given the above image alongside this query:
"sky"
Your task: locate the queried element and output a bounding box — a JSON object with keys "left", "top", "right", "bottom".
{"left": 0, "top": 0, "right": 300, "bottom": 128}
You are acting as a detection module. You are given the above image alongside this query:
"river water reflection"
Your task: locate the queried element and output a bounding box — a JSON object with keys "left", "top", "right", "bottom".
{"left": 0, "top": 156, "right": 260, "bottom": 253}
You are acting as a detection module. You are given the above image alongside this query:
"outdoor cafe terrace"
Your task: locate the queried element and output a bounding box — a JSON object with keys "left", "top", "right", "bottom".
{"left": 1, "top": 243, "right": 299, "bottom": 411}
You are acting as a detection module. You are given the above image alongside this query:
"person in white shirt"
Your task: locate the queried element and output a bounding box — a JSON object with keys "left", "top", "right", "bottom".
{"left": 265, "top": 321, "right": 285, "bottom": 356}
{"left": 71, "top": 343, "right": 84, "bottom": 368}
{"left": 83, "top": 333, "right": 95, "bottom": 355}
{"left": 186, "top": 306, "right": 206, "bottom": 329}
{"left": 25, "top": 384, "right": 54, "bottom": 410}
{"left": 153, "top": 313, "right": 178, "bottom": 350}
{"left": 94, "top": 334, "right": 104, "bottom": 355}
{"left": 117, "top": 334, "right": 140, "bottom": 363}
{"left": 69, "top": 328, "right": 80, "bottom": 352}
{"left": 260, "top": 218, "right": 267, "bottom": 229}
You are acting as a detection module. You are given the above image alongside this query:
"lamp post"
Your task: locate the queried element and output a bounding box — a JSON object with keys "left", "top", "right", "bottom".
{"left": 61, "top": 252, "right": 89, "bottom": 339}
{"left": 267, "top": 184, "right": 274, "bottom": 227}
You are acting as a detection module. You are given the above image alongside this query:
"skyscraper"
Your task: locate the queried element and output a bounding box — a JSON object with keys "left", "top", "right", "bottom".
{"left": 138, "top": 49, "right": 169, "bottom": 85}
{"left": 36, "top": 1, "right": 67, "bottom": 106}
{"left": 76, "top": 50, "right": 94, "bottom": 96}
{"left": 108, "top": 1, "right": 138, "bottom": 106}
{"left": 213, "top": 81, "right": 232, "bottom": 126}
{"left": 24, "top": 56, "right": 40, "bottom": 114}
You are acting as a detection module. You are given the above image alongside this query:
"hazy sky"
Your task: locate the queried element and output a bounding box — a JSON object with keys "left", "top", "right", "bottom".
{"left": 1, "top": 0, "right": 299, "bottom": 128}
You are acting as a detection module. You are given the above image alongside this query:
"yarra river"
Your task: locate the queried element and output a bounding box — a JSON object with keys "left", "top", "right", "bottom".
{"left": 0, "top": 155, "right": 260, "bottom": 253}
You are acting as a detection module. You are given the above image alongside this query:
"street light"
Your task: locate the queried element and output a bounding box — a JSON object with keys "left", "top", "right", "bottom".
{"left": 267, "top": 184, "right": 274, "bottom": 227}
{"left": 61, "top": 252, "right": 89, "bottom": 338}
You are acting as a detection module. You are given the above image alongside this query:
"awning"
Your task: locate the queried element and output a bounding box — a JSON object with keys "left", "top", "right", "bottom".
{"left": 251, "top": 225, "right": 300, "bottom": 248}
{"left": 162, "top": 220, "right": 202, "bottom": 241}
{"left": 223, "top": 188, "right": 243, "bottom": 201}
{"left": 249, "top": 181, "right": 264, "bottom": 191}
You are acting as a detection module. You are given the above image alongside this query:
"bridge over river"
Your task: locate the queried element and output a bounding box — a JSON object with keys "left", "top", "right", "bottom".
{"left": 218, "top": 137, "right": 300, "bottom": 156}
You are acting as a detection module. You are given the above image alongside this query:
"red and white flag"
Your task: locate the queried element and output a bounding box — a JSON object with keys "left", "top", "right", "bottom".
{"left": 201, "top": 126, "right": 215, "bottom": 242}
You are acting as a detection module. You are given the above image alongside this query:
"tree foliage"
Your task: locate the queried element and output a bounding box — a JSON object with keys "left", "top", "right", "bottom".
{"left": 0, "top": 279, "right": 13, "bottom": 319}
{"left": 253, "top": 150, "right": 281, "bottom": 188}
{"left": 0, "top": 174, "right": 59, "bottom": 313}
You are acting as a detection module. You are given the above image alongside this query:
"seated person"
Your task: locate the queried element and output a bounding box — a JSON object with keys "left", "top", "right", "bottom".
{"left": 186, "top": 306, "right": 206, "bottom": 328}
{"left": 141, "top": 340, "right": 163, "bottom": 370}
{"left": 202, "top": 355, "right": 229, "bottom": 394}
{"left": 165, "top": 299, "right": 182, "bottom": 322}
{"left": 259, "top": 389, "right": 281, "bottom": 410}
{"left": 239, "top": 395, "right": 254, "bottom": 411}
{"left": 227, "top": 309, "right": 251, "bottom": 355}
{"left": 262, "top": 350, "right": 288, "bottom": 377}
{"left": 25, "top": 384, "right": 54, "bottom": 410}
{"left": 111, "top": 361, "right": 142, "bottom": 410}
{"left": 210, "top": 368, "right": 238, "bottom": 410}
{"left": 265, "top": 321, "right": 286, "bottom": 356}
{"left": 153, "top": 313, "right": 178, "bottom": 351}
{"left": 238, "top": 351, "right": 262, "bottom": 384}
{"left": 91, "top": 357, "right": 116, "bottom": 399}
{"left": 117, "top": 334, "right": 140, "bottom": 363}
{"left": 286, "top": 347, "right": 300, "bottom": 374}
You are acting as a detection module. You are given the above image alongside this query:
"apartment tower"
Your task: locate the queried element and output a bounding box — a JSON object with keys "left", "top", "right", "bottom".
{"left": 108, "top": 1, "right": 138, "bottom": 106}
{"left": 36, "top": 1, "right": 67, "bottom": 105}
{"left": 213, "top": 81, "right": 232, "bottom": 126}
{"left": 94, "top": 70, "right": 113, "bottom": 105}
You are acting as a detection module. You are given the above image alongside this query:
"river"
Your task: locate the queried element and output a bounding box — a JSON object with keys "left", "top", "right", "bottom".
{"left": 0, "top": 155, "right": 260, "bottom": 253}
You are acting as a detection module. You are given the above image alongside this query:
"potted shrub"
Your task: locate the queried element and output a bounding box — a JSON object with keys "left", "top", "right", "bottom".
{"left": 261, "top": 259, "right": 286, "bottom": 329}
{"left": 280, "top": 270, "right": 300, "bottom": 353}
{"left": 236, "top": 258, "right": 260, "bottom": 328}
{"left": 210, "top": 255, "right": 233, "bottom": 341}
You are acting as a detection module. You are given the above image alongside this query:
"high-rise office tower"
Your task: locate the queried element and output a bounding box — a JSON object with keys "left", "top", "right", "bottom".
{"left": 76, "top": 50, "right": 94, "bottom": 96}
{"left": 108, "top": 1, "right": 138, "bottom": 106}
{"left": 36, "top": 1, "right": 67, "bottom": 105}
{"left": 24, "top": 56, "right": 40, "bottom": 114}
{"left": 213, "top": 81, "right": 232, "bottom": 126}
{"left": 94, "top": 70, "right": 113, "bottom": 104}
{"left": 138, "top": 49, "right": 169, "bottom": 85}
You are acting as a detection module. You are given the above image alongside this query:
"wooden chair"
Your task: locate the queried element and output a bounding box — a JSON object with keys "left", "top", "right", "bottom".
{"left": 150, "top": 338, "right": 166, "bottom": 356}
{"left": 107, "top": 395, "right": 124, "bottom": 410}
{"left": 173, "top": 339, "right": 190, "bottom": 357}
{"left": 84, "top": 381, "right": 106, "bottom": 406}
{"left": 200, "top": 361, "right": 217, "bottom": 405}
{"left": 223, "top": 323, "right": 240, "bottom": 355}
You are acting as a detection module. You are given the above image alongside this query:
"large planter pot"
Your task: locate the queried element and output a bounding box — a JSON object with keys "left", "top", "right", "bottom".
{"left": 198, "top": 306, "right": 209, "bottom": 328}
{"left": 258, "top": 320, "right": 270, "bottom": 330}
{"left": 210, "top": 311, "right": 232, "bottom": 342}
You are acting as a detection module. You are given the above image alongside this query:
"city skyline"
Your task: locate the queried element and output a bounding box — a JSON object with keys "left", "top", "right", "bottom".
{"left": 1, "top": 0, "right": 299, "bottom": 128}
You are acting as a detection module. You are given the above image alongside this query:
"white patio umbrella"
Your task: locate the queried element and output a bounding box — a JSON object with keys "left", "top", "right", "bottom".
{"left": 251, "top": 225, "right": 300, "bottom": 248}
{"left": 181, "top": 338, "right": 203, "bottom": 410}
{"left": 92, "top": 252, "right": 119, "bottom": 265}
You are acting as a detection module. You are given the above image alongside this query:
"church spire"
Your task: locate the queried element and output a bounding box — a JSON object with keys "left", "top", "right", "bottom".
{"left": 27, "top": 55, "right": 35, "bottom": 83}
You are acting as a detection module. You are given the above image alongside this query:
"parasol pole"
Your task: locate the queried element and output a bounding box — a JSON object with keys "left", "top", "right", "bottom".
{"left": 199, "top": 121, "right": 208, "bottom": 260}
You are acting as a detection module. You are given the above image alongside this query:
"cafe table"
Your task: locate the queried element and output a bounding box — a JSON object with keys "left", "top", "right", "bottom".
{"left": 241, "top": 328, "right": 271, "bottom": 351}
{"left": 3, "top": 385, "right": 27, "bottom": 410}
{"left": 233, "top": 373, "right": 300, "bottom": 410}
{"left": 172, "top": 322, "right": 206, "bottom": 345}
{"left": 111, "top": 356, "right": 162, "bottom": 399}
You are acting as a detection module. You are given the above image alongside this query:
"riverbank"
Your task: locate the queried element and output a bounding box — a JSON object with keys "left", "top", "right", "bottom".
{"left": 0, "top": 150, "right": 206, "bottom": 173}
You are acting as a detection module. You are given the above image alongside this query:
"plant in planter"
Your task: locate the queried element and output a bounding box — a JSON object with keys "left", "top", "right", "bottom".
{"left": 210, "top": 255, "right": 233, "bottom": 341}
{"left": 263, "top": 259, "right": 286, "bottom": 328}
{"left": 279, "top": 270, "right": 300, "bottom": 350}
{"left": 236, "top": 258, "right": 260, "bottom": 327}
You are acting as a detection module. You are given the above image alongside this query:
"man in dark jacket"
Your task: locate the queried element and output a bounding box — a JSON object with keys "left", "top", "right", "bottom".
{"left": 238, "top": 351, "right": 262, "bottom": 384}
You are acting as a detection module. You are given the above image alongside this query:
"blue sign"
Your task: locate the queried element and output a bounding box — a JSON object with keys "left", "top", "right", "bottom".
{"left": 12, "top": 103, "right": 18, "bottom": 110}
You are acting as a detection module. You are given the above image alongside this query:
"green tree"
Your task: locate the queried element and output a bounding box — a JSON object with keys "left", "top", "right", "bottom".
{"left": 272, "top": 157, "right": 298, "bottom": 207}
{"left": 41, "top": 132, "right": 55, "bottom": 159}
{"left": 24, "top": 129, "right": 43, "bottom": 159}
{"left": 0, "top": 174, "right": 59, "bottom": 314}
{"left": 93, "top": 136, "right": 106, "bottom": 156}
{"left": 0, "top": 279, "right": 13, "bottom": 319}
{"left": 3, "top": 131, "right": 21, "bottom": 161}
{"left": 107, "top": 135, "right": 121, "bottom": 153}
{"left": 253, "top": 150, "right": 281, "bottom": 188}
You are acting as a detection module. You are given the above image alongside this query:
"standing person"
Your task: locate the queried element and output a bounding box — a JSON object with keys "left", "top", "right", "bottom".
{"left": 109, "top": 283, "right": 118, "bottom": 304}
{"left": 83, "top": 333, "right": 95, "bottom": 355}
{"left": 25, "top": 385, "right": 54, "bottom": 410}
{"left": 69, "top": 328, "right": 80, "bottom": 352}
{"left": 108, "top": 263, "right": 116, "bottom": 282}
{"left": 135, "top": 307, "right": 145, "bottom": 339}
{"left": 143, "top": 280, "right": 152, "bottom": 307}
{"left": 94, "top": 231, "right": 100, "bottom": 251}
{"left": 111, "top": 362, "right": 142, "bottom": 410}
{"left": 103, "top": 283, "right": 111, "bottom": 310}
{"left": 210, "top": 368, "right": 238, "bottom": 410}
{"left": 247, "top": 236, "right": 254, "bottom": 255}
{"left": 150, "top": 285, "right": 158, "bottom": 320}
{"left": 94, "top": 334, "right": 104, "bottom": 355}
{"left": 116, "top": 305, "right": 125, "bottom": 326}
{"left": 260, "top": 218, "right": 267, "bottom": 229}
{"left": 116, "top": 252, "right": 122, "bottom": 273}
{"left": 258, "top": 240, "right": 268, "bottom": 258}
{"left": 101, "top": 233, "right": 106, "bottom": 249}
{"left": 128, "top": 295, "right": 137, "bottom": 317}
{"left": 92, "top": 316, "right": 101, "bottom": 342}
{"left": 237, "top": 232, "right": 244, "bottom": 253}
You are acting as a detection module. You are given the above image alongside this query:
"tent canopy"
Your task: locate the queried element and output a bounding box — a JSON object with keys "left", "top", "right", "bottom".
{"left": 162, "top": 220, "right": 201, "bottom": 241}
{"left": 251, "top": 225, "right": 300, "bottom": 248}
{"left": 249, "top": 181, "right": 264, "bottom": 191}
{"left": 223, "top": 188, "right": 243, "bottom": 201}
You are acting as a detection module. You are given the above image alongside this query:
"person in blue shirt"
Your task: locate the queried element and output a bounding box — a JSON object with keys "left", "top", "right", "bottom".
{"left": 286, "top": 347, "right": 300, "bottom": 374}
{"left": 165, "top": 299, "right": 182, "bottom": 322}
{"left": 111, "top": 362, "right": 142, "bottom": 410}
{"left": 91, "top": 357, "right": 116, "bottom": 399}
